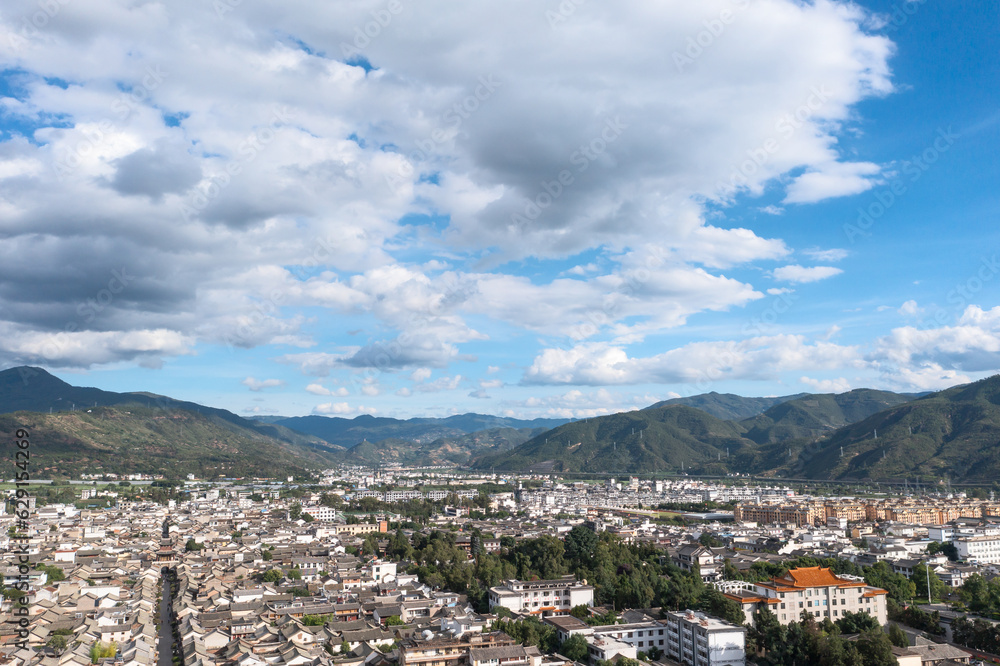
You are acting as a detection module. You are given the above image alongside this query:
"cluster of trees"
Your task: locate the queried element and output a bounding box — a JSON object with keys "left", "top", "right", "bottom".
{"left": 890, "top": 606, "right": 944, "bottom": 636}
{"left": 748, "top": 608, "right": 903, "bottom": 666}
{"left": 926, "top": 541, "right": 959, "bottom": 561}
{"left": 953, "top": 616, "right": 1000, "bottom": 654}
{"left": 401, "top": 526, "right": 743, "bottom": 624}
{"left": 958, "top": 573, "right": 1000, "bottom": 616}
{"left": 89, "top": 640, "right": 118, "bottom": 663}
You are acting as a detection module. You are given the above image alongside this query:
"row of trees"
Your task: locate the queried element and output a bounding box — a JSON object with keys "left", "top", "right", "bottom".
{"left": 953, "top": 616, "right": 1000, "bottom": 654}
{"left": 749, "top": 608, "right": 904, "bottom": 666}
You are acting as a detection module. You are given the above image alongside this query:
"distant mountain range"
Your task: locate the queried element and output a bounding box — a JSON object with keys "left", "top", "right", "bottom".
{"left": 0, "top": 366, "right": 566, "bottom": 474}
{"left": 470, "top": 386, "right": 966, "bottom": 481}
{"left": 4, "top": 365, "right": 998, "bottom": 482}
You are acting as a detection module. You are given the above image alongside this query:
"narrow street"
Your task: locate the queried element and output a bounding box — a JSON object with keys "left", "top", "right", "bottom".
{"left": 157, "top": 571, "right": 175, "bottom": 666}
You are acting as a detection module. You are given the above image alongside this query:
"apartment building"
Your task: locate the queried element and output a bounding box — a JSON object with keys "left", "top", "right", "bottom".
{"left": 661, "top": 610, "right": 746, "bottom": 666}
{"left": 722, "top": 566, "right": 888, "bottom": 627}
{"left": 955, "top": 535, "right": 1000, "bottom": 563}
{"left": 488, "top": 576, "right": 594, "bottom": 616}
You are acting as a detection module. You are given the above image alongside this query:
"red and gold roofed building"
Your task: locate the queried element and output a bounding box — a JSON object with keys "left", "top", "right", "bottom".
{"left": 155, "top": 517, "right": 177, "bottom": 566}
{"left": 721, "top": 567, "right": 887, "bottom": 627}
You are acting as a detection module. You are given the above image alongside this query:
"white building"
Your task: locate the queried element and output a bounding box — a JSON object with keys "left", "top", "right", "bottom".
{"left": 722, "top": 566, "right": 888, "bottom": 627}
{"left": 488, "top": 576, "right": 594, "bottom": 616}
{"left": 661, "top": 610, "right": 745, "bottom": 666}
{"left": 955, "top": 535, "right": 1000, "bottom": 563}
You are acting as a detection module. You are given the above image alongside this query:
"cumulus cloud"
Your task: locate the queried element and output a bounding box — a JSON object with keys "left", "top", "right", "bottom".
{"left": 305, "top": 383, "right": 348, "bottom": 396}
{"left": 0, "top": 0, "right": 901, "bottom": 396}
{"left": 783, "top": 161, "right": 882, "bottom": 204}
{"left": 313, "top": 402, "right": 377, "bottom": 416}
{"left": 800, "top": 376, "right": 853, "bottom": 393}
{"left": 523, "top": 336, "right": 864, "bottom": 386}
{"left": 804, "top": 248, "right": 849, "bottom": 262}
{"left": 241, "top": 377, "right": 285, "bottom": 391}
{"left": 772, "top": 265, "right": 844, "bottom": 283}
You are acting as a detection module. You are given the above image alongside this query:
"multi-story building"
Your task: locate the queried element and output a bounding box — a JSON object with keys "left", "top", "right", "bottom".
{"left": 722, "top": 566, "right": 888, "bottom": 627}
{"left": 955, "top": 536, "right": 1000, "bottom": 563}
{"left": 660, "top": 610, "right": 745, "bottom": 666}
{"left": 488, "top": 576, "right": 594, "bottom": 616}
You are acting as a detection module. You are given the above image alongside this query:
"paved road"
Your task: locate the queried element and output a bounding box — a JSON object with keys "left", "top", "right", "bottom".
{"left": 158, "top": 573, "right": 174, "bottom": 666}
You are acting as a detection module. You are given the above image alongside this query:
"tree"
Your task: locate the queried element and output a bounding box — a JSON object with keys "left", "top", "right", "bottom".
{"left": 886, "top": 623, "right": 909, "bottom": 648}
{"left": 698, "top": 532, "right": 724, "bottom": 548}
{"left": 385, "top": 615, "right": 405, "bottom": 626}
{"left": 836, "top": 610, "right": 881, "bottom": 634}
{"left": 854, "top": 630, "right": 897, "bottom": 666}
{"left": 560, "top": 634, "right": 589, "bottom": 662}
{"left": 362, "top": 533, "right": 380, "bottom": 557}
{"left": 288, "top": 568, "right": 302, "bottom": 580}
{"left": 289, "top": 503, "right": 303, "bottom": 520}
{"left": 565, "top": 525, "right": 599, "bottom": 566}
{"left": 185, "top": 539, "right": 202, "bottom": 552}
{"left": 320, "top": 493, "right": 343, "bottom": 508}
{"left": 47, "top": 634, "right": 69, "bottom": 653}
{"left": 261, "top": 549, "right": 273, "bottom": 561}
{"left": 911, "top": 564, "right": 947, "bottom": 602}
{"left": 302, "top": 513, "right": 315, "bottom": 523}
{"left": 262, "top": 568, "right": 282, "bottom": 583}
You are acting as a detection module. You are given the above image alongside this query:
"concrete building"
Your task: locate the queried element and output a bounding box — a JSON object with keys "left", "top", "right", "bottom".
{"left": 722, "top": 566, "right": 888, "bottom": 627}
{"left": 488, "top": 576, "right": 594, "bottom": 616}
{"left": 955, "top": 535, "right": 1000, "bottom": 563}
{"left": 661, "top": 610, "right": 746, "bottom": 666}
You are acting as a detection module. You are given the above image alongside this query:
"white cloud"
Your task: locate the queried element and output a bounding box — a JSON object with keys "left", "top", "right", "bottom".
{"left": 523, "top": 336, "right": 863, "bottom": 386}
{"left": 241, "top": 377, "right": 285, "bottom": 391}
{"left": 783, "top": 161, "right": 882, "bottom": 204}
{"left": 0, "top": 0, "right": 898, "bottom": 382}
{"left": 800, "top": 376, "right": 852, "bottom": 393}
{"left": 898, "top": 299, "right": 920, "bottom": 316}
{"left": 305, "top": 383, "right": 348, "bottom": 396}
{"left": 313, "top": 402, "right": 376, "bottom": 416}
{"left": 772, "top": 265, "right": 844, "bottom": 283}
{"left": 804, "top": 248, "right": 849, "bottom": 262}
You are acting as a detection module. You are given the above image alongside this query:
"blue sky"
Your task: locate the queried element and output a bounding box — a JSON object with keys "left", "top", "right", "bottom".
{"left": 0, "top": 0, "right": 997, "bottom": 419}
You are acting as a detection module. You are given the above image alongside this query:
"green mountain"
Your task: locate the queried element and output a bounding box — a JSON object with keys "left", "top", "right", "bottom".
{"left": 0, "top": 404, "right": 335, "bottom": 479}
{"left": 269, "top": 413, "right": 570, "bottom": 448}
{"left": 333, "top": 427, "right": 543, "bottom": 466}
{"left": 782, "top": 376, "right": 1000, "bottom": 482}
{"left": 472, "top": 405, "right": 755, "bottom": 474}
{"left": 648, "top": 392, "right": 806, "bottom": 420}
{"left": 472, "top": 389, "right": 923, "bottom": 477}
{"left": 0, "top": 366, "right": 337, "bottom": 454}
{"left": 740, "top": 389, "right": 917, "bottom": 444}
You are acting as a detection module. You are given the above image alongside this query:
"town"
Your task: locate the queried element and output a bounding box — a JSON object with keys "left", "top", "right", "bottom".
{"left": 9, "top": 468, "right": 1000, "bottom": 666}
